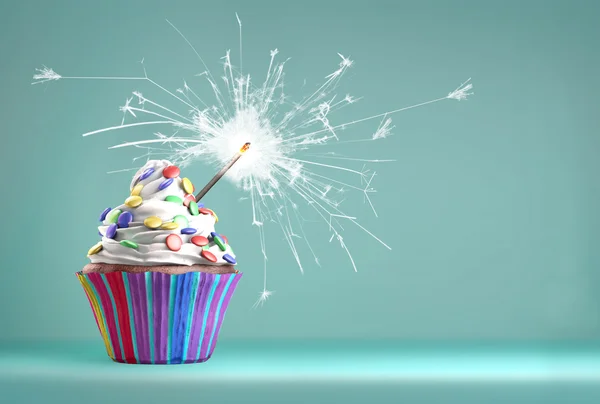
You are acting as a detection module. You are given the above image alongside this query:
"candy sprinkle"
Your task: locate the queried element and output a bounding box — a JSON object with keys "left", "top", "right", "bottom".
{"left": 220, "top": 234, "right": 228, "bottom": 244}
{"left": 198, "top": 207, "right": 211, "bottom": 215}
{"left": 87, "top": 242, "right": 103, "bottom": 256}
{"left": 131, "top": 183, "right": 144, "bottom": 197}
{"left": 120, "top": 240, "right": 138, "bottom": 249}
{"left": 105, "top": 223, "right": 118, "bottom": 239}
{"left": 183, "top": 194, "right": 195, "bottom": 207}
{"left": 165, "top": 195, "right": 183, "bottom": 204}
{"left": 173, "top": 215, "right": 188, "bottom": 228}
{"left": 166, "top": 234, "right": 182, "bottom": 251}
{"left": 99, "top": 207, "right": 111, "bottom": 222}
{"left": 213, "top": 235, "right": 227, "bottom": 251}
{"left": 105, "top": 209, "right": 122, "bottom": 224}
{"left": 190, "top": 235, "right": 209, "bottom": 246}
{"left": 201, "top": 250, "right": 217, "bottom": 263}
{"left": 160, "top": 222, "right": 179, "bottom": 230}
{"left": 158, "top": 178, "right": 173, "bottom": 191}
{"left": 181, "top": 227, "right": 197, "bottom": 235}
{"left": 162, "top": 165, "right": 180, "bottom": 178}
{"left": 125, "top": 196, "right": 143, "bottom": 208}
{"left": 181, "top": 177, "right": 194, "bottom": 194}
{"left": 139, "top": 167, "right": 154, "bottom": 181}
{"left": 189, "top": 201, "right": 199, "bottom": 216}
{"left": 222, "top": 254, "right": 236, "bottom": 264}
{"left": 117, "top": 211, "right": 133, "bottom": 228}
{"left": 144, "top": 216, "right": 162, "bottom": 229}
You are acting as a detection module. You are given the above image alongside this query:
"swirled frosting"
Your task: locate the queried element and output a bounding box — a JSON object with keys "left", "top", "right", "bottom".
{"left": 89, "top": 160, "right": 236, "bottom": 267}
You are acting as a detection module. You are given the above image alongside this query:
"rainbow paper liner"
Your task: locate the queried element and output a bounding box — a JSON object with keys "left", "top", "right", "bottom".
{"left": 76, "top": 270, "right": 242, "bottom": 364}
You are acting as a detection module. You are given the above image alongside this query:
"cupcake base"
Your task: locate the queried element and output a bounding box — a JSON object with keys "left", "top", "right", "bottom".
{"left": 76, "top": 270, "right": 242, "bottom": 364}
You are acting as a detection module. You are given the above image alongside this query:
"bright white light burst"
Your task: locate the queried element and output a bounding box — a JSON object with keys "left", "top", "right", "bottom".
{"left": 33, "top": 16, "right": 474, "bottom": 307}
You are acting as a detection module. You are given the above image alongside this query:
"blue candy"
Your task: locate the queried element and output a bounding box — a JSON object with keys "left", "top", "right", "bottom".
{"left": 139, "top": 167, "right": 155, "bottom": 181}
{"left": 118, "top": 211, "right": 133, "bottom": 228}
{"left": 210, "top": 231, "right": 218, "bottom": 239}
{"left": 181, "top": 227, "right": 197, "bottom": 235}
{"left": 222, "top": 254, "right": 236, "bottom": 264}
{"left": 98, "top": 230, "right": 103, "bottom": 237}
{"left": 158, "top": 178, "right": 173, "bottom": 191}
{"left": 198, "top": 203, "right": 205, "bottom": 208}
{"left": 99, "top": 207, "right": 111, "bottom": 221}
{"left": 105, "top": 223, "right": 118, "bottom": 239}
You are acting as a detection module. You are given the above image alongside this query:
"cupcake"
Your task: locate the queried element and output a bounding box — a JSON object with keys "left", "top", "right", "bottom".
{"left": 77, "top": 160, "right": 242, "bottom": 364}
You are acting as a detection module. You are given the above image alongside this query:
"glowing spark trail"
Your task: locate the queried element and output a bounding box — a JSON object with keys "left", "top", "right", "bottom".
{"left": 33, "top": 17, "right": 473, "bottom": 307}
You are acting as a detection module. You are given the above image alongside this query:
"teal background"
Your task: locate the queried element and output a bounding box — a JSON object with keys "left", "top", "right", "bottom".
{"left": 1, "top": 0, "right": 600, "bottom": 402}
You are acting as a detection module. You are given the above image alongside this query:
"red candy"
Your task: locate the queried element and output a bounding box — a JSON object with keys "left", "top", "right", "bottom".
{"left": 201, "top": 250, "right": 217, "bottom": 263}
{"left": 183, "top": 194, "right": 195, "bottom": 207}
{"left": 220, "top": 235, "right": 228, "bottom": 244}
{"left": 191, "top": 236, "right": 209, "bottom": 246}
{"left": 199, "top": 208, "right": 212, "bottom": 215}
{"left": 162, "top": 165, "right": 180, "bottom": 178}
{"left": 166, "top": 234, "right": 182, "bottom": 251}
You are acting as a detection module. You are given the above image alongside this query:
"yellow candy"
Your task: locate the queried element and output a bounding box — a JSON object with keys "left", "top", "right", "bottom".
{"left": 182, "top": 177, "right": 194, "bottom": 194}
{"left": 125, "top": 195, "right": 143, "bottom": 208}
{"left": 144, "top": 216, "right": 162, "bottom": 229}
{"left": 131, "top": 184, "right": 144, "bottom": 197}
{"left": 160, "top": 222, "right": 179, "bottom": 230}
{"left": 87, "top": 242, "right": 103, "bottom": 256}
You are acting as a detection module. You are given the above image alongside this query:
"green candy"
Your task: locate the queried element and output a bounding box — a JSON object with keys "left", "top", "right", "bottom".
{"left": 213, "top": 235, "right": 226, "bottom": 251}
{"left": 105, "top": 209, "right": 122, "bottom": 224}
{"left": 189, "top": 201, "right": 199, "bottom": 216}
{"left": 165, "top": 195, "right": 183, "bottom": 204}
{"left": 202, "top": 244, "right": 210, "bottom": 251}
{"left": 173, "top": 215, "right": 189, "bottom": 228}
{"left": 120, "top": 240, "right": 138, "bottom": 249}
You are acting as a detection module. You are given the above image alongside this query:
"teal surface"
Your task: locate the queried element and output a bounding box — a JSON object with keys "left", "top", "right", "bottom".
{"left": 2, "top": 341, "right": 600, "bottom": 403}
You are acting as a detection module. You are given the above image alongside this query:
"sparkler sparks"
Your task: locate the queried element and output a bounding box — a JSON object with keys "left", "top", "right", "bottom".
{"left": 33, "top": 16, "right": 474, "bottom": 307}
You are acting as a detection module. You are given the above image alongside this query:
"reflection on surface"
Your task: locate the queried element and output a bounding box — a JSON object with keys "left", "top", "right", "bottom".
{"left": 3, "top": 341, "right": 600, "bottom": 404}
{"left": 2, "top": 340, "right": 600, "bottom": 382}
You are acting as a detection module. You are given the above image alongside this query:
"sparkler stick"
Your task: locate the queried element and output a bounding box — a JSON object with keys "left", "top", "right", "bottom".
{"left": 195, "top": 142, "right": 251, "bottom": 202}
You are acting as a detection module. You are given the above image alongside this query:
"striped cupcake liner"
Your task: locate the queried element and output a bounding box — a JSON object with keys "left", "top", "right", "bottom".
{"left": 76, "top": 270, "right": 242, "bottom": 364}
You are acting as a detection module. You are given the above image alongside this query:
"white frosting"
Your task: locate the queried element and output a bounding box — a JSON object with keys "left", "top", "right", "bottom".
{"left": 91, "top": 160, "right": 236, "bottom": 266}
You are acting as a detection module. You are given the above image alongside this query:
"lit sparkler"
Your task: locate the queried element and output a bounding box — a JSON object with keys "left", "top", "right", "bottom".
{"left": 33, "top": 16, "right": 474, "bottom": 307}
{"left": 195, "top": 142, "right": 251, "bottom": 202}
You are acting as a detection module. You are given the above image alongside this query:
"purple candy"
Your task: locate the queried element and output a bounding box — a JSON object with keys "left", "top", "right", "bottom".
{"left": 105, "top": 223, "right": 118, "bottom": 239}
{"left": 139, "top": 167, "right": 154, "bottom": 181}
{"left": 118, "top": 211, "right": 133, "bottom": 228}
{"left": 198, "top": 203, "right": 205, "bottom": 208}
{"left": 158, "top": 178, "right": 173, "bottom": 191}
{"left": 181, "top": 227, "right": 197, "bottom": 235}
{"left": 222, "top": 254, "right": 236, "bottom": 264}
{"left": 99, "top": 207, "right": 111, "bottom": 221}
{"left": 98, "top": 230, "right": 103, "bottom": 237}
